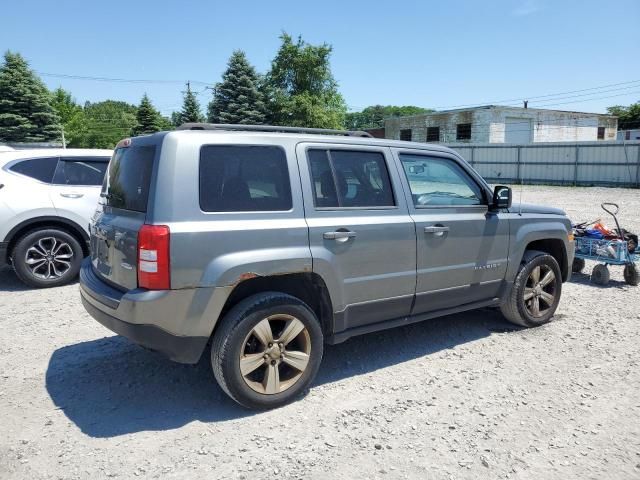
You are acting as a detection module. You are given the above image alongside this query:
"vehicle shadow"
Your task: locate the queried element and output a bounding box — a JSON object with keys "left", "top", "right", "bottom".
{"left": 0, "top": 266, "right": 80, "bottom": 292}
{"left": 0, "top": 267, "right": 31, "bottom": 292}
{"left": 46, "top": 308, "right": 515, "bottom": 438}
{"left": 569, "top": 271, "right": 629, "bottom": 288}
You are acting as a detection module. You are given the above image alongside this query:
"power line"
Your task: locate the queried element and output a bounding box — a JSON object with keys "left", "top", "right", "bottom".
{"left": 429, "top": 79, "right": 640, "bottom": 110}
{"left": 346, "top": 79, "right": 640, "bottom": 112}
{"left": 38, "top": 71, "right": 211, "bottom": 86}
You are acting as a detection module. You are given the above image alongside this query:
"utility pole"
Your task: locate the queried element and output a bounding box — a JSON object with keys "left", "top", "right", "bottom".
{"left": 61, "top": 127, "right": 66, "bottom": 149}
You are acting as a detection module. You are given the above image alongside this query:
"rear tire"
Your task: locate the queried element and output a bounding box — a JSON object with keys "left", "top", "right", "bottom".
{"left": 500, "top": 251, "right": 562, "bottom": 327}
{"left": 572, "top": 257, "right": 585, "bottom": 273}
{"left": 12, "top": 228, "right": 83, "bottom": 288}
{"left": 591, "top": 264, "right": 610, "bottom": 286}
{"left": 211, "top": 292, "right": 323, "bottom": 409}
{"left": 623, "top": 264, "right": 639, "bottom": 286}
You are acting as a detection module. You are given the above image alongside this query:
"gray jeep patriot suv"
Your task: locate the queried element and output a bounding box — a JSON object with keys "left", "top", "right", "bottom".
{"left": 80, "top": 124, "right": 575, "bottom": 409}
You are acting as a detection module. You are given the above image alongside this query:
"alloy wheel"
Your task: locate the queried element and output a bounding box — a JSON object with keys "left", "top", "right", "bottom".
{"left": 523, "top": 264, "right": 557, "bottom": 318}
{"left": 239, "top": 314, "right": 311, "bottom": 395}
{"left": 24, "top": 237, "right": 74, "bottom": 280}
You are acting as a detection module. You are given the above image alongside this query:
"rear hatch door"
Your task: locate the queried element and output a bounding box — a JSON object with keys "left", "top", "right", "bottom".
{"left": 91, "top": 142, "right": 156, "bottom": 290}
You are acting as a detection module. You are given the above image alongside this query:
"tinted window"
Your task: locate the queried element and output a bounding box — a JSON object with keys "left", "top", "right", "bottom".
{"left": 54, "top": 158, "right": 109, "bottom": 186}
{"left": 400, "top": 154, "right": 483, "bottom": 206}
{"left": 9, "top": 157, "right": 58, "bottom": 183}
{"left": 308, "top": 149, "right": 395, "bottom": 208}
{"left": 105, "top": 146, "right": 155, "bottom": 212}
{"left": 400, "top": 129, "right": 412, "bottom": 141}
{"left": 456, "top": 123, "right": 472, "bottom": 140}
{"left": 426, "top": 126, "right": 440, "bottom": 142}
{"left": 199, "top": 145, "right": 291, "bottom": 212}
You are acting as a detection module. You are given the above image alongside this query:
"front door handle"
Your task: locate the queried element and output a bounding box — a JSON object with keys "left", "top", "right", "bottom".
{"left": 424, "top": 225, "right": 450, "bottom": 237}
{"left": 323, "top": 231, "right": 357, "bottom": 241}
{"left": 60, "top": 192, "right": 84, "bottom": 199}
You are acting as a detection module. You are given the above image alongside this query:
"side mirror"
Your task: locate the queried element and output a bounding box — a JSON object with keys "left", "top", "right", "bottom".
{"left": 492, "top": 185, "right": 512, "bottom": 209}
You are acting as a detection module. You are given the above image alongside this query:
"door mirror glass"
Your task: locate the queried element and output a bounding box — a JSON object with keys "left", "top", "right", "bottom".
{"left": 492, "top": 185, "right": 512, "bottom": 209}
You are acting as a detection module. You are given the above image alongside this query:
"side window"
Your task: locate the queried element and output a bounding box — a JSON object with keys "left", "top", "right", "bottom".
{"left": 54, "top": 158, "right": 109, "bottom": 186}
{"left": 307, "top": 149, "right": 395, "bottom": 208}
{"left": 400, "top": 154, "right": 484, "bottom": 207}
{"left": 9, "top": 157, "right": 59, "bottom": 183}
{"left": 199, "top": 145, "right": 292, "bottom": 212}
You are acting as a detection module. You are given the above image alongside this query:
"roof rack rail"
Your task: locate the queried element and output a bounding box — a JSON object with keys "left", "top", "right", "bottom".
{"left": 176, "top": 123, "right": 373, "bottom": 138}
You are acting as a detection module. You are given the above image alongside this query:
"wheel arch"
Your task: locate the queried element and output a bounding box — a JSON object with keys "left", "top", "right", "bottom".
{"left": 215, "top": 272, "right": 335, "bottom": 338}
{"left": 524, "top": 239, "right": 569, "bottom": 281}
{"left": 4, "top": 216, "right": 90, "bottom": 262}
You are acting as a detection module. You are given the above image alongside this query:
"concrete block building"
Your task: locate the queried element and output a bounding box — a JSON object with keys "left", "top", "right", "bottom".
{"left": 385, "top": 105, "right": 618, "bottom": 144}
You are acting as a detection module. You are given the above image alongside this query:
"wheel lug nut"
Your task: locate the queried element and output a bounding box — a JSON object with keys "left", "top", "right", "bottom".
{"left": 271, "top": 360, "right": 276, "bottom": 365}
{"left": 268, "top": 343, "right": 273, "bottom": 348}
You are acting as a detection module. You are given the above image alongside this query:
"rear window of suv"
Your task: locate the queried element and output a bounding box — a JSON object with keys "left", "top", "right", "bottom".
{"left": 199, "top": 145, "right": 292, "bottom": 212}
{"left": 104, "top": 145, "right": 155, "bottom": 212}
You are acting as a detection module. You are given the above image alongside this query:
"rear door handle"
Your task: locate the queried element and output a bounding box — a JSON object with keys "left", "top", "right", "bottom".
{"left": 60, "top": 192, "right": 84, "bottom": 199}
{"left": 424, "top": 225, "right": 450, "bottom": 236}
{"left": 323, "top": 231, "right": 357, "bottom": 241}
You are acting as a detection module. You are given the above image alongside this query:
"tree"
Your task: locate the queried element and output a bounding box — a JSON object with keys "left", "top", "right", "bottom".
{"left": 207, "top": 50, "right": 266, "bottom": 124}
{"left": 345, "top": 105, "right": 434, "bottom": 130}
{"left": 264, "top": 33, "right": 347, "bottom": 129}
{"left": 607, "top": 102, "right": 640, "bottom": 131}
{"left": 178, "top": 83, "right": 204, "bottom": 124}
{"left": 132, "top": 94, "right": 163, "bottom": 136}
{"left": 71, "top": 100, "right": 137, "bottom": 149}
{"left": 50, "top": 87, "right": 84, "bottom": 145}
{"left": 170, "top": 111, "right": 182, "bottom": 127}
{"left": 0, "top": 51, "right": 62, "bottom": 143}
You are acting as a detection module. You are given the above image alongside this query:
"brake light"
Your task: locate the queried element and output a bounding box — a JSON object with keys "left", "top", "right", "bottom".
{"left": 138, "top": 225, "right": 170, "bottom": 290}
{"left": 116, "top": 138, "right": 131, "bottom": 148}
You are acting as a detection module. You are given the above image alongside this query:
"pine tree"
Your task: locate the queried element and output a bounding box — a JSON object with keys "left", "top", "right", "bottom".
{"left": 0, "top": 51, "right": 62, "bottom": 142}
{"left": 132, "top": 94, "right": 163, "bottom": 136}
{"left": 207, "top": 50, "right": 266, "bottom": 125}
{"left": 178, "top": 83, "right": 204, "bottom": 124}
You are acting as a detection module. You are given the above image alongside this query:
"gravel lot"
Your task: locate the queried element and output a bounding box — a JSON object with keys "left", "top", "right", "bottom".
{"left": 1, "top": 185, "right": 639, "bottom": 480}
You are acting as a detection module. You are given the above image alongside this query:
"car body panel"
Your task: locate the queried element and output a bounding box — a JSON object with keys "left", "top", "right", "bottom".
{"left": 295, "top": 142, "right": 416, "bottom": 328}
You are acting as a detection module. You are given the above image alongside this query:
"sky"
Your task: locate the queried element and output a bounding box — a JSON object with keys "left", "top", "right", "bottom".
{"left": 1, "top": 0, "right": 639, "bottom": 117}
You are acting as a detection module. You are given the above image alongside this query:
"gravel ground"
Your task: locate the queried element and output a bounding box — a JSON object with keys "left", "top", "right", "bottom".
{"left": 1, "top": 185, "right": 639, "bottom": 480}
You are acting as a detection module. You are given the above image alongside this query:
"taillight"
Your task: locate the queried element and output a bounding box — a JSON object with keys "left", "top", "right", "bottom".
{"left": 138, "top": 225, "right": 170, "bottom": 290}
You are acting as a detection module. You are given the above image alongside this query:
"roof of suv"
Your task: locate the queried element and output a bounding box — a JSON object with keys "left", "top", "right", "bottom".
{"left": 162, "top": 129, "right": 458, "bottom": 155}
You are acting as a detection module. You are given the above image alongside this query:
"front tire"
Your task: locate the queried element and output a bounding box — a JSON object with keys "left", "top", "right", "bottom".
{"left": 211, "top": 292, "right": 323, "bottom": 409}
{"left": 12, "top": 228, "right": 83, "bottom": 288}
{"left": 500, "top": 251, "right": 562, "bottom": 327}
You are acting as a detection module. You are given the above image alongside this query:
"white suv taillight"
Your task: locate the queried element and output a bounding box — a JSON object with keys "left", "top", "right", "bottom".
{"left": 137, "top": 224, "right": 170, "bottom": 290}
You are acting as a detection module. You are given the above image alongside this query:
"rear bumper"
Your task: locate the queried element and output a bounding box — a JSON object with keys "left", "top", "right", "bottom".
{"left": 80, "top": 295, "right": 208, "bottom": 363}
{"left": 79, "top": 259, "right": 231, "bottom": 364}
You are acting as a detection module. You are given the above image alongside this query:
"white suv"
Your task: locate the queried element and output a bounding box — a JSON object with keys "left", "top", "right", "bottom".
{"left": 0, "top": 148, "right": 112, "bottom": 287}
